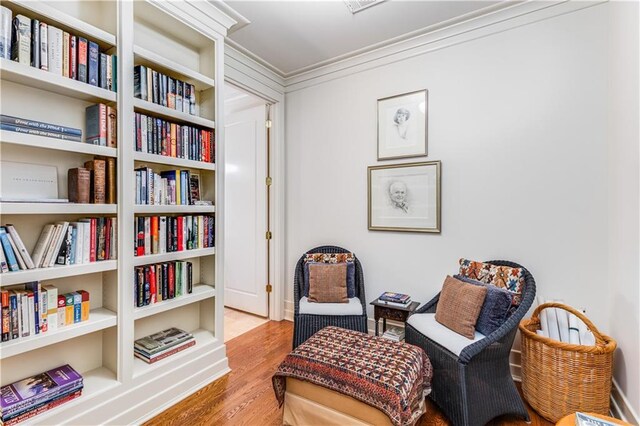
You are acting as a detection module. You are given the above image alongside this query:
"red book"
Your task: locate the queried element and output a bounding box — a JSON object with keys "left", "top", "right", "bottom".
{"left": 149, "top": 265, "right": 157, "bottom": 304}
{"left": 77, "top": 37, "right": 88, "bottom": 83}
{"left": 104, "top": 218, "right": 111, "bottom": 260}
{"left": 135, "top": 339, "right": 196, "bottom": 364}
{"left": 177, "top": 217, "right": 183, "bottom": 252}
{"left": 4, "top": 390, "right": 82, "bottom": 426}
{"left": 69, "top": 35, "right": 77, "bottom": 79}
{"left": 168, "top": 262, "right": 175, "bottom": 299}
{"left": 203, "top": 131, "right": 209, "bottom": 163}
{"left": 89, "top": 218, "right": 97, "bottom": 262}
{"left": 151, "top": 216, "right": 158, "bottom": 254}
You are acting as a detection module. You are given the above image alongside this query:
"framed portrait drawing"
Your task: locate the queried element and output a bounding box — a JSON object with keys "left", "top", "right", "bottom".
{"left": 368, "top": 161, "right": 441, "bottom": 233}
{"left": 377, "top": 89, "right": 428, "bottom": 160}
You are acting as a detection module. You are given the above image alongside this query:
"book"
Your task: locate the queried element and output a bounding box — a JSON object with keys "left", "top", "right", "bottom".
{"left": 87, "top": 40, "right": 99, "bottom": 86}
{"left": 47, "top": 24, "right": 63, "bottom": 75}
{"left": 99, "top": 52, "right": 107, "bottom": 89}
{"left": 30, "top": 224, "right": 54, "bottom": 268}
{"left": 575, "top": 412, "right": 619, "bottom": 426}
{"left": 379, "top": 292, "right": 411, "bottom": 303}
{"left": 43, "top": 285, "right": 58, "bottom": 331}
{"left": 111, "top": 54, "right": 117, "bottom": 92}
{"left": 2, "top": 389, "right": 82, "bottom": 425}
{"left": 62, "top": 31, "right": 69, "bottom": 77}
{"left": 69, "top": 35, "right": 77, "bottom": 79}
{"left": 134, "top": 65, "right": 147, "bottom": 101}
{"left": 68, "top": 167, "right": 91, "bottom": 204}
{"left": 10, "top": 14, "right": 30, "bottom": 65}
{"left": 106, "top": 106, "right": 117, "bottom": 148}
{"left": 134, "top": 338, "right": 195, "bottom": 364}
{"left": 0, "top": 123, "right": 82, "bottom": 142}
{"left": 0, "top": 365, "right": 83, "bottom": 418}
{"left": 1, "top": 290, "right": 9, "bottom": 341}
{"left": 6, "top": 224, "right": 35, "bottom": 269}
{"left": 77, "top": 37, "right": 87, "bottom": 83}
{"left": 105, "top": 157, "right": 116, "bottom": 204}
{"left": 0, "top": 227, "right": 19, "bottom": 271}
{"left": 0, "top": 238, "right": 8, "bottom": 272}
{"left": 379, "top": 299, "right": 411, "bottom": 308}
{"left": 1, "top": 114, "right": 82, "bottom": 137}
{"left": 134, "top": 327, "right": 193, "bottom": 354}
{"left": 106, "top": 53, "right": 112, "bottom": 90}
{"left": 46, "top": 221, "right": 69, "bottom": 267}
{"left": 38, "top": 22, "right": 47, "bottom": 71}
{"left": 85, "top": 103, "right": 107, "bottom": 146}
{"left": 0, "top": 6, "right": 11, "bottom": 59}
{"left": 30, "top": 18, "right": 39, "bottom": 68}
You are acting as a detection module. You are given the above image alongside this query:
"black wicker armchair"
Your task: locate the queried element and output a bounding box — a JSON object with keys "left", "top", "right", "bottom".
{"left": 292, "top": 245, "right": 368, "bottom": 348}
{"left": 405, "top": 260, "right": 536, "bottom": 426}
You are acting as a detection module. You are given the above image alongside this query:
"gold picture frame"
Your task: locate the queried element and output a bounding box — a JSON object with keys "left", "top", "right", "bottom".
{"left": 368, "top": 161, "right": 441, "bottom": 233}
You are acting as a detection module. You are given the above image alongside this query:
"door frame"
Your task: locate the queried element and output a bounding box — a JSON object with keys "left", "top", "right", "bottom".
{"left": 224, "top": 64, "right": 285, "bottom": 321}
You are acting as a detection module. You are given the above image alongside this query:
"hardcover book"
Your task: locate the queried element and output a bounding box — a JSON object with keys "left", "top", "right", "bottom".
{"left": 69, "top": 35, "right": 77, "bottom": 79}
{"left": 62, "top": 31, "right": 70, "bottom": 77}
{"left": 98, "top": 52, "right": 107, "bottom": 89}
{"left": 106, "top": 106, "right": 117, "bottom": 148}
{"left": 84, "top": 159, "right": 106, "bottom": 204}
{"left": 0, "top": 6, "right": 11, "bottom": 60}
{"left": 0, "top": 123, "right": 82, "bottom": 141}
{"left": 0, "top": 161, "right": 59, "bottom": 202}
{"left": 30, "top": 18, "right": 39, "bottom": 68}
{"left": 67, "top": 167, "right": 91, "bottom": 203}
{"left": 38, "top": 22, "right": 47, "bottom": 71}
{"left": 1, "top": 114, "right": 82, "bottom": 136}
{"left": 77, "top": 37, "right": 88, "bottom": 83}
{"left": 87, "top": 40, "right": 99, "bottom": 86}
{"left": 10, "top": 14, "right": 30, "bottom": 65}
{"left": 46, "top": 24, "right": 63, "bottom": 75}
{"left": 85, "top": 103, "right": 107, "bottom": 146}
{"left": 134, "top": 327, "right": 193, "bottom": 354}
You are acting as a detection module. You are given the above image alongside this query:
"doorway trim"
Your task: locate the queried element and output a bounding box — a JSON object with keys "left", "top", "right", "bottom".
{"left": 224, "top": 44, "right": 286, "bottom": 321}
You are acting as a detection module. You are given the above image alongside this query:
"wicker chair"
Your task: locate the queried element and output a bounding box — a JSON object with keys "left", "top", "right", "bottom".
{"left": 293, "top": 245, "right": 368, "bottom": 348}
{"left": 405, "top": 260, "right": 536, "bottom": 426}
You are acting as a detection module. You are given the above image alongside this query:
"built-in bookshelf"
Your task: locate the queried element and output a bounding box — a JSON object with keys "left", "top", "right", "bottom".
{"left": 0, "top": 0, "right": 228, "bottom": 424}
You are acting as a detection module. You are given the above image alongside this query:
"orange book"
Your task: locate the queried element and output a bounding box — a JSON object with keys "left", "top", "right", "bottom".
{"left": 151, "top": 216, "right": 159, "bottom": 253}
{"left": 170, "top": 123, "right": 177, "bottom": 157}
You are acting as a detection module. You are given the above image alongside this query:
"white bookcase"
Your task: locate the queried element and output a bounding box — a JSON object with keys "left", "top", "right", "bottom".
{"left": 0, "top": 1, "right": 230, "bottom": 424}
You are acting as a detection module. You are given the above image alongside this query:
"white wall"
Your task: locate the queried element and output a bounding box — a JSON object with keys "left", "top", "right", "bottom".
{"left": 607, "top": 0, "right": 640, "bottom": 420}
{"left": 284, "top": 2, "right": 639, "bottom": 417}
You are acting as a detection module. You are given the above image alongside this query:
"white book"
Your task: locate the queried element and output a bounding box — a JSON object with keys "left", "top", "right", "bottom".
{"left": 141, "top": 115, "right": 148, "bottom": 153}
{"left": 0, "top": 6, "right": 12, "bottom": 59}
{"left": 183, "top": 216, "right": 189, "bottom": 250}
{"left": 27, "top": 292, "right": 35, "bottom": 336}
{"left": 19, "top": 291, "right": 29, "bottom": 337}
{"left": 6, "top": 224, "right": 35, "bottom": 269}
{"left": 198, "top": 216, "right": 204, "bottom": 248}
{"left": 42, "top": 224, "right": 61, "bottom": 268}
{"left": 12, "top": 15, "right": 30, "bottom": 65}
{"left": 72, "top": 222, "right": 84, "bottom": 265}
{"left": 47, "top": 221, "right": 69, "bottom": 267}
{"left": 144, "top": 217, "right": 151, "bottom": 256}
{"left": 0, "top": 241, "right": 8, "bottom": 272}
{"left": 159, "top": 216, "right": 166, "bottom": 254}
{"left": 6, "top": 231, "right": 27, "bottom": 270}
{"left": 43, "top": 285, "right": 58, "bottom": 331}
{"left": 40, "top": 287, "right": 47, "bottom": 333}
{"left": 47, "top": 24, "right": 63, "bottom": 75}
{"left": 31, "top": 224, "right": 55, "bottom": 268}
{"left": 39, "top": 22, "right": 47, "bottom": 71}
{"left": 78, "top": 220, "right": 91, "bottom": 264}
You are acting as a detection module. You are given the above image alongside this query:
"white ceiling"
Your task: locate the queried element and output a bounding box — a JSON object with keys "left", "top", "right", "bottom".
{"left": 223, "top": 1, "right": 504, "bottom": 77}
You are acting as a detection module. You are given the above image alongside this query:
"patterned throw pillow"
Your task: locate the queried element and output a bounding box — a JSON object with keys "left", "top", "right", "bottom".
{"left": 435, "top": 276, "right": 487, "bottom": 339}
{"left": 304, "top": 253, "right": 355, "bottom": 264}
{"left": 454, "top": 274, "right": 513, "bottom": 335}
{"left": 458, "top": 258, "right": 525, "bottom": 306}
{"left": 308, "top": 263, "right": 348, "bottom": 303}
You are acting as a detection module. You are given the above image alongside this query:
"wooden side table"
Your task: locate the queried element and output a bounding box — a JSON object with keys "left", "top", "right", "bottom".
{"left": 556, "top": 413, "right": 630, "bottom": 426}
{"left": 370, "top": 298, "right": 420, "bottom": 337}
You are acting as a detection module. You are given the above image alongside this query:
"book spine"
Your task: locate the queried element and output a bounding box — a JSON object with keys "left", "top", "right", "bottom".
{"left": 47, "top": 25, "right": 62, "bottom": 75}
{"left": 111, "top": 54, "right": 117, "bottom": 92}
{"left": 38, "top": 22, "right": 47, "bottom": 70}
{"left": 90, "top": 218, "right": 96, "bottom": 262}
{"left": 1, "top": 290, "right": 9, "bottom": 341}
{"left": 106, "top": 54, "right": 112, "bottom": 90}
{"left": 6, "top": 224, "right": 35, "bottom": 269}
{"left": 3, "top": 390, "right": 82, "bottom": 425}
{"left": 85, "top": 103, "right": 107, "bottom": 145}
{"left": 30, "top": 18, "right": 39, "bottom": 68}
{"left": 1, "top": 114, "right": 82, "bottom": 136}
{"left": 99, "top": 52, "right": 107, "bottom": 89}
{"left": 69, "top": 35, "right": 77, "bottom": 79}
{"left": 43, "top": 285, "right": 58, "bottom": 331}
{"left": 77, "top": 37, "right": 87, "bottom": 83}
{"left": 6, "top": 232, "right": 26, "bottom": 270}
{"left": 39, "top": 287, "right": 48, "bottom": 332}
{"left": 0, "top": 239, "right": 8, "bottom": 272}
{"left": 73, "top": 292, "right": 81, "bottom": 323}
{"left": 0, "top": 123, "right": 82, "bottom": 141}
{"left": 64, "top": 293, "right": 73, "bottom": 325}
{"left": 88, "top": 41, "right": 99, "bottom": 86}
{"left": 0, "top": 6, "right": 12, "bottom": 59}
{"left": 107, "top": 106, "right": 117, "bottom": 148}
{"left": 2, "top": 381, "right": 83, "bottom": 417}
{"left": 189, "top": 83, "right": 196, "bottom": 115}
{"left": 139, "top": 339, "right": 196, "bottom": 364}
{"left": 9, "top": 292, "right": 19, "bottom": 339}
{"left": 11, "top": 15, "right": 30, "bottom": 65}
{"left": 0, "top": 228, "right": 19, "bottom": 271}
{"left": 62, "top": 31, "right": 69, "bottom": 77}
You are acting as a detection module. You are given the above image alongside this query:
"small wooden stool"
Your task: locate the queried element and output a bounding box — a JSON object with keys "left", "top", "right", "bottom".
{"left": 556, "top": 412, "right": 630, "bottom": 426}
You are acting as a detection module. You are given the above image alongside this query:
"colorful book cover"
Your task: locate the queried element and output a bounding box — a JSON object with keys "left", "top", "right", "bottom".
{"left": 87, "top": 40, "right": 99, "bottom": 86}
{"left": 134, "top": 327, "right": 193, "bottom": 354}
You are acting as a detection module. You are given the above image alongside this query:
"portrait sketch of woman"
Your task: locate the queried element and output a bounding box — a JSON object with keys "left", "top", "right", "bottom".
{"left": 377, "top": 90, "right": 428, "bottom": 160}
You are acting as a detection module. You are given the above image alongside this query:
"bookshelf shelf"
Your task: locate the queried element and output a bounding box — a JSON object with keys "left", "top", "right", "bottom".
{"left": 0, "top": 203, "right": 117, "bottom": 215}
{"left": 132, "top": 247, "right": 216, "bottom": 266}
{"left": 133, "top": 45, "right": 216, "bottom": 91}
{"left": 0, "top": 308, "right": 117, "bottom": 359}
{"left": 133, "top": 205, "right": 216, "bottom": 214}
{"left": 133, "top": 284, "right": 216, "bottom": 320}
{"left": 8, "top": 0, "right": 116, "bottom": 47}
{"left": 133, "top": 98, "right": 215, "bottom": 129}
{"left": 0, "top": 260, "right": 117, "bottom": 287}
{"left": 132, "top": 328, "right": 217, "bottom": 379}
{"left": 0, "top": 59, "right": 117, "bottom": 103}
{"left": 133, "top": 151, "right": 216, "bottom": 171}
{"left": 0, "top": 131, "right": 118, "bottom": 158}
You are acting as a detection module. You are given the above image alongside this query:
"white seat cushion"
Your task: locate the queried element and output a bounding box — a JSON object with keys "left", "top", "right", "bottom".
{"left": 299, "top": 297, "right": 363, "bottom": 316}
{"left": 407, "top": 313, "right": 486, "bottom": 356}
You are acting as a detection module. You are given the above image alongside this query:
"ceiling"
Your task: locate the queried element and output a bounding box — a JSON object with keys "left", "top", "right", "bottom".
{"left": 223, "top": 1, "right": 504, "bottom": 77}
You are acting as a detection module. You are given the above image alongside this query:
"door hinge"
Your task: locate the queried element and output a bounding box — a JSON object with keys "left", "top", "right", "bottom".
{"left": 266, "top": 176, "right": 272, "bottom": 186}
{"left": 266, "top": 284, "right": 273, "bottom": 293}
{"left": 265, "top": 120, "right": 272, "bottom": 128}
{"left": 265, "top": 231, "right": 272, "bottom": 240}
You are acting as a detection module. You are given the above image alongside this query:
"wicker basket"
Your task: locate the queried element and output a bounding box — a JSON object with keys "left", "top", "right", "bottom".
{"left": 519, "top": 302, "right": 617, "bottom": 423}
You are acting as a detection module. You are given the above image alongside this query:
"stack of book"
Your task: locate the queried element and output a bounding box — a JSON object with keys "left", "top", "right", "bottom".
{"left": 0, "top": 7, "right": 117, "bottom": 91}
{"left": 378, "top": 292, "right": 412, "bottom": 307}
{"left": 134, "top": 327, "right": 196, "bottom": 364}
{"left": 381, "top": 325, "right": 405, "bottom": 342}
{"left": 1, "top": 282, "right": 90, "bottom": 343}
{"left": 134, "top": 65, "right": 196, "bottom": 115}
{"left": 0, "top": 365, "right": 83, "bottom": 425}
{"left": 135, "top": 260, "right": 193, "bottom": 307}
{"left": 68, "top": 157, "right": 117, "bottom": 205}
{"left": 134, "top": 112, "right": 214, "bottom": 163}
{"left": 0, "top": 114, "right": 81, "bottom": 142}
{"left": 134, "top": 215, "right": 214, "bottom": 257}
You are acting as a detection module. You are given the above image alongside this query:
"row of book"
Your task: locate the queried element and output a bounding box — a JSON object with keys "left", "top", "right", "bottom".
{"left": 134, "top": 327, "right": 195, "bottom": 364}
{"left": 0, "top": 364, "right": 83, "bottom": 425}
{"left": 135, "top": 167, "right": 201, "bottom": 206}
{"left": 381, "top": 325, "right": 405, "bottom": 342}
{"left": 134, "top": 112, "right": 215, "bottom": 163}
{"left": 68, "top": 157, "right": 117, "bottom": 205}
{"left": 134, "top": 215, "right": 214, "bottom": 257}
{"left": 0, "top": 7, "right": 117, "bottom": 91}
{"left": 1, "top": 282, "right": 90, "bottom": 342}
{"left": 0, "top": 114, "right": 82, "bottom": 143}
{"left": 134, "top": 65, "right": 196, "bottom": 115}
{"left": 135, "top": 260, "right": 193, "bottom": 308}
{"left": 378, "top": 291, "right": 412, "bottom": 307}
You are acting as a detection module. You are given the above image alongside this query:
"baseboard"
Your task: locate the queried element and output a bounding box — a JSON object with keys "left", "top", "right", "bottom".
{"left": 284, "top": 300, "right": 294, "bottom": 321}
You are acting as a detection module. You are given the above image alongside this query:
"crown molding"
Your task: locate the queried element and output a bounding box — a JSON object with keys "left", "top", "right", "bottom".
{"left": 148, "top": 0, "right": 238, "bottom": 38}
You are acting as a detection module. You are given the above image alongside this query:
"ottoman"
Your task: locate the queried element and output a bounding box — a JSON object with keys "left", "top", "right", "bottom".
{"left": 273, "top": 326, "right": 432, "bottom": 426}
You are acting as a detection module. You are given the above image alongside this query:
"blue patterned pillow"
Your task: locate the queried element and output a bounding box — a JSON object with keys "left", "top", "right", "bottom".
{"left": 454, "top": 274, "right": 512, "bottom": 336}
{"left": 304, "top": 261, "right": 355, "bottom": 298}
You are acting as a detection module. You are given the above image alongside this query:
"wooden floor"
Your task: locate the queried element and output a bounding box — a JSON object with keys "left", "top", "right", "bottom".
{"left": 146, "top": 320, "right": 553, "bottom": 426}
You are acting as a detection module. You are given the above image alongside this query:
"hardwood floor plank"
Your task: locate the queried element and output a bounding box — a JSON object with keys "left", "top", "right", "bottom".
{"left": 146, "top": 320, "right": 552, "bottom": 426}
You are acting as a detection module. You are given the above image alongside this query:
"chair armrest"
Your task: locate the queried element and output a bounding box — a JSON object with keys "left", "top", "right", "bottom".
{"left": 458, "top": 308, "right": 521, "bottom": 363}
{"left": 415, "top": 293, "right": 440, "bottom": 314}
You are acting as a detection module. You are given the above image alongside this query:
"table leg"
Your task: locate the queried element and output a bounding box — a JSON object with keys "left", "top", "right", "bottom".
{"left": 375, "top": 318, "right": 379, "bottom": 336}
{"left": 382, "top": 318, "right": 387, "bottom": 334}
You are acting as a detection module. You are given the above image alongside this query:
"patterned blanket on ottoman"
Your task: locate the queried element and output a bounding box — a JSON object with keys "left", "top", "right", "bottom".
{"left": 272, "top": 326, "right": 432, "bottom": 426}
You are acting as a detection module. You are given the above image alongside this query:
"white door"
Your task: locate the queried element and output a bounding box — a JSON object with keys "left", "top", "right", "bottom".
{"left": 224, "top": 103, "right": 268, "bottom": 316}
